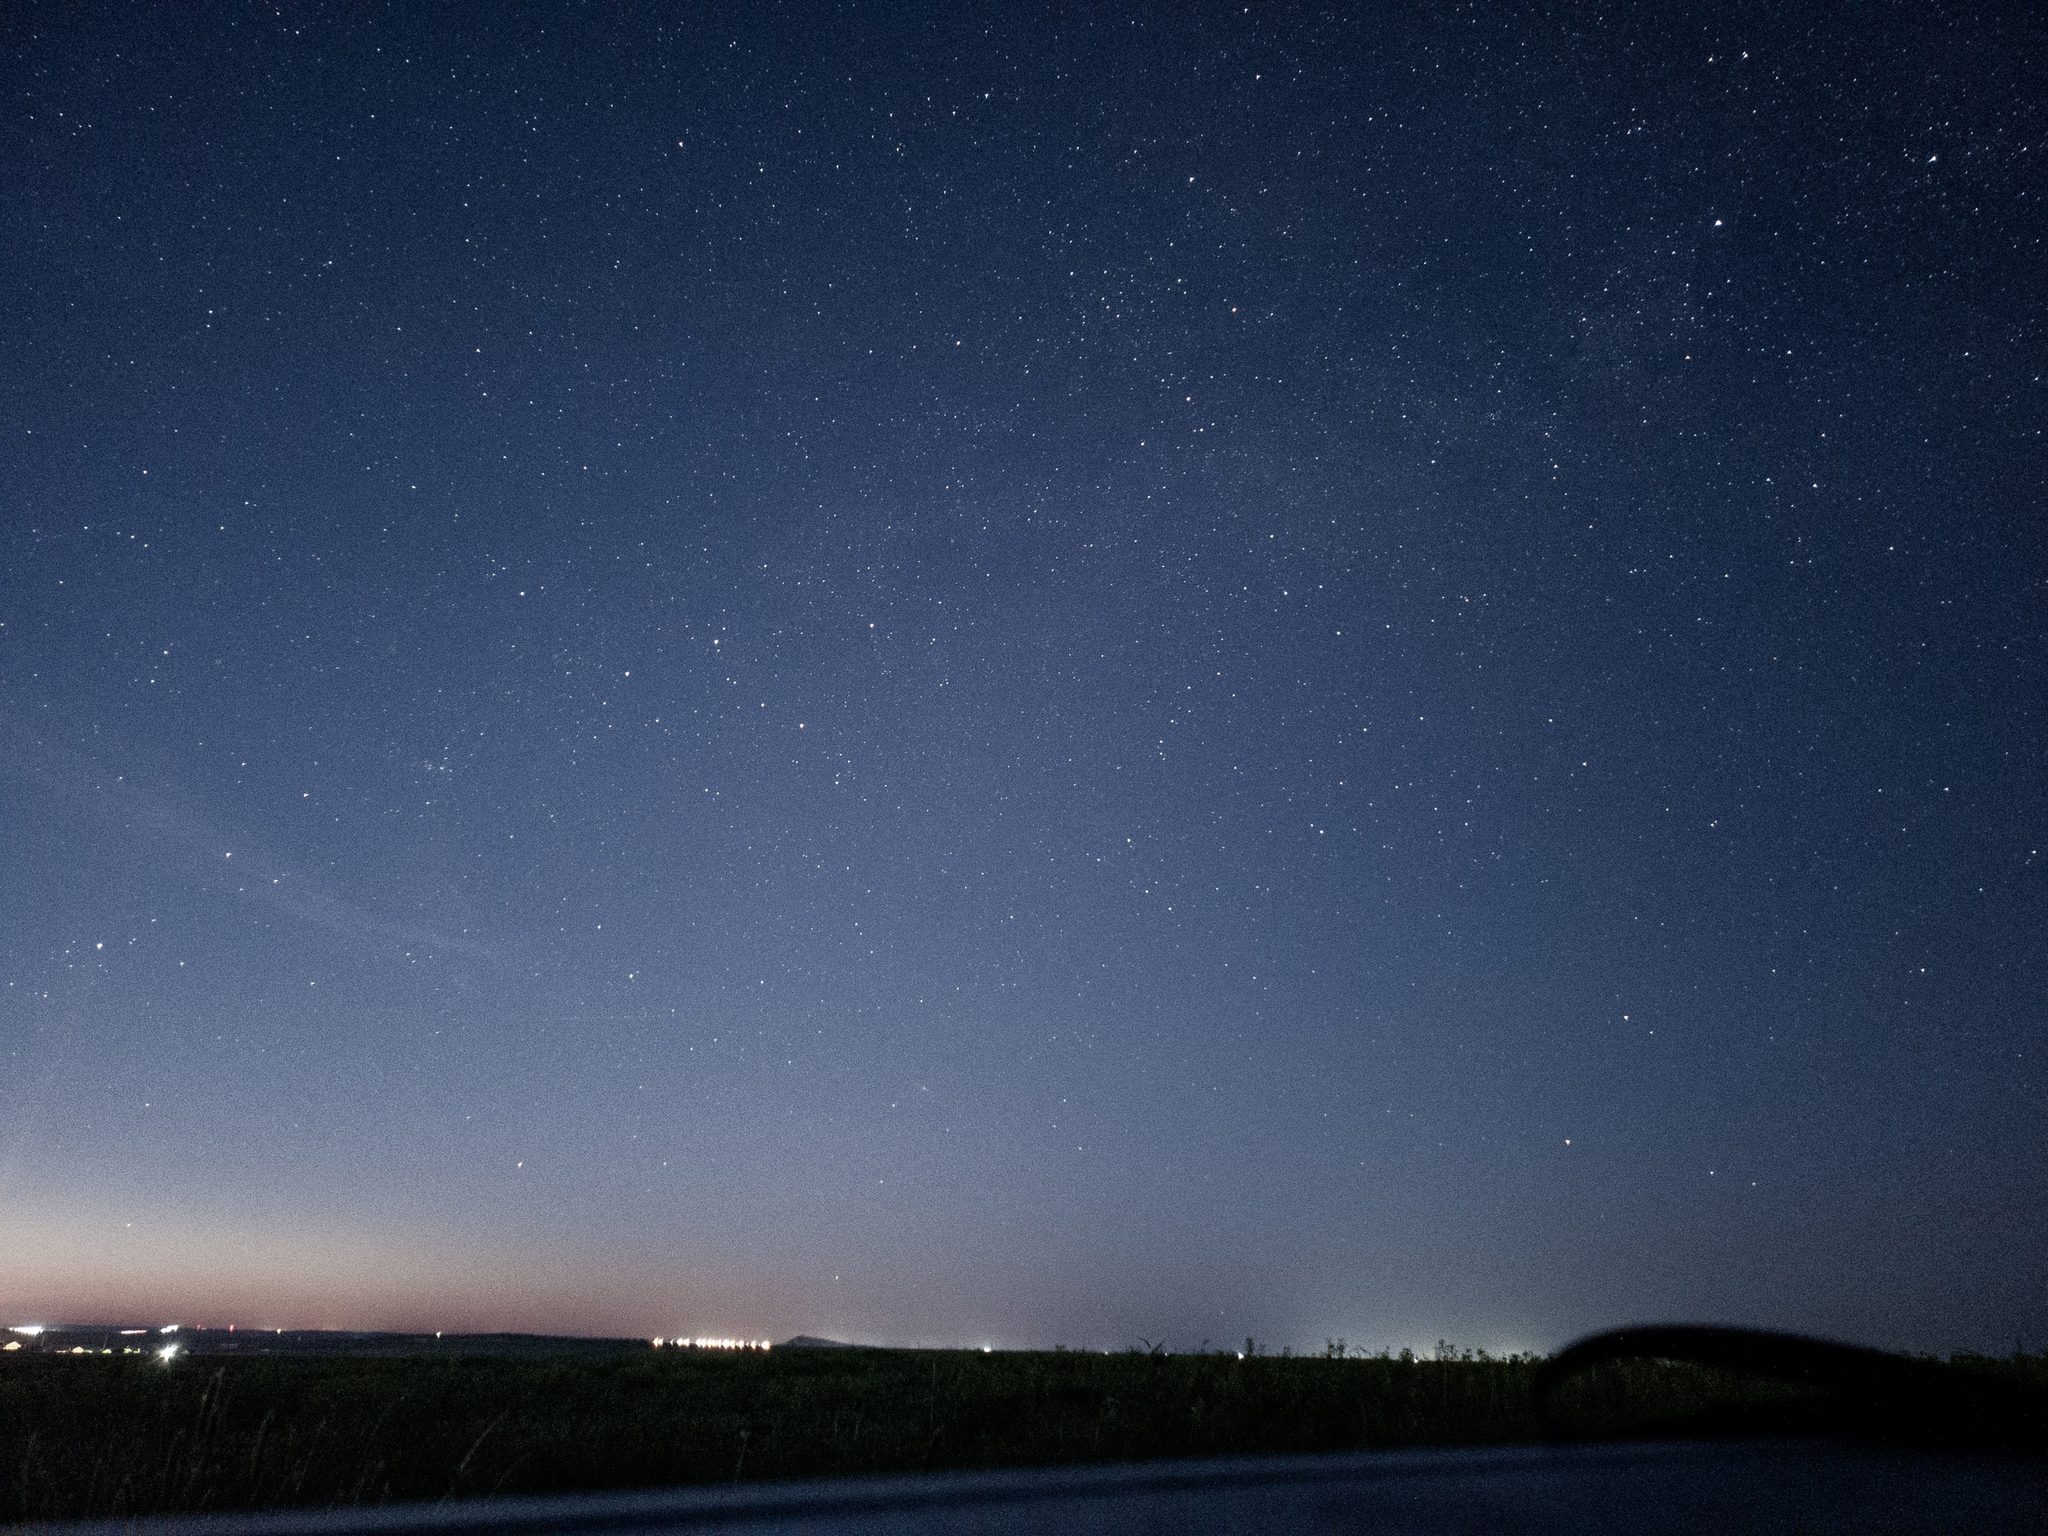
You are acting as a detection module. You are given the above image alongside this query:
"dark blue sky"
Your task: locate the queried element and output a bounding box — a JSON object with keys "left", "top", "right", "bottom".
{"left": 3, "top": 2, "right": 2041, "bottom": 1354}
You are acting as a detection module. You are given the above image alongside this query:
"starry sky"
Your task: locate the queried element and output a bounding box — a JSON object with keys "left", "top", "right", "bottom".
{"left": 2, "top": 3, "right": 2041, "bottom": 1356}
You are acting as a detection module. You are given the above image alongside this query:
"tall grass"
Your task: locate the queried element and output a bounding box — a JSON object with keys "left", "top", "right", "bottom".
{"left": 5, "top": 1346, "right": 2041, "bottom": 1522}
{"left": 3, "top": 1347, "right": 1536, "bottom": 1521}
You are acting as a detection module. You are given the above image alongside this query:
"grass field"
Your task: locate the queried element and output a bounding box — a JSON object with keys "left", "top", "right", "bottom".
{"left": 4, "top": 1344, "right": 2040, "bottom": 1523}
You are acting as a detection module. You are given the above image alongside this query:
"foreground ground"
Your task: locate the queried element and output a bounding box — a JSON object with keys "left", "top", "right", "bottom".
{"left": 4, "top": 1345, "right": 2040, "bottom": 1523}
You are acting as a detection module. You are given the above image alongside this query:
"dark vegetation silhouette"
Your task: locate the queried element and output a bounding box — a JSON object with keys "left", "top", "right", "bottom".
{"left": 3, "top": 1338, "right": 2041, "bottom": 1522}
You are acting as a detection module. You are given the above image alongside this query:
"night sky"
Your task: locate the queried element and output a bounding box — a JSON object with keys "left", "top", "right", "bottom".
{"left": 3, "top": 4, "right": 2041, "bottom": 1357}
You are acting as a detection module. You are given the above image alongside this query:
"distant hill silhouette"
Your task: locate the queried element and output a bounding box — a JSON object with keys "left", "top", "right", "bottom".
{"left": 778, "top": 1335, "right": 873, "bottom": 1350}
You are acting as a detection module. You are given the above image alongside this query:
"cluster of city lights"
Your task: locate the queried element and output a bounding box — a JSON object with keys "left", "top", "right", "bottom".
{"left": 5, "top": 1323, "right": 186, "bottom": 1363}
{"left": 3, "top": 1324, "right": 180, "bottom": 1360}
{"left": 651, "top": 1336, "right": 771, "bottom": 1350}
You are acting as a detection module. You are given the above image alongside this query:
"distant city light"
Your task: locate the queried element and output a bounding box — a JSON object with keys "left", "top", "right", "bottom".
{"left": 158, "top": 1344, "right": 180, "bottom": 1363}
{"left": 159, "top": 1324, "right": 180, "bottom": 1334}
{"left": 120, "top": 1329, "right": 147, "bottom": 1336}
{"left": 655, "top": 1337, "right": 770, "bottom": 1350}
{"left": 9, "top": 1326, "right": 44, "bottom": 1336}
